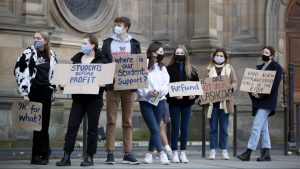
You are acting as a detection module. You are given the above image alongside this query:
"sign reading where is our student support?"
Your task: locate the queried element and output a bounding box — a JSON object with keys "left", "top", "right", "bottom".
{"left": 168, "top": 81, "right": 203, "bottom": 97}
{"left": 240, "top": 68, "right": 276, "bottom": 94}
{"left": 52, "top": 63, "right": 116, "bottom": 94}
{"left": 199, "top": 76, "right": 233, "bottom": 105}
{"left": 11, "top": 101, "right": 42, "bottom": 131}
{"left": 113, "top": 54, "right": 148, "bottom": 90}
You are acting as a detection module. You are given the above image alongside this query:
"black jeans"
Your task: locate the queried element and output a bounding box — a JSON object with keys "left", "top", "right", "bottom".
{"left": 64, "top": 97, "right": 103, "bottom": 155}
{"left": 28, "top": 86, "right": 53, "bottom": 158}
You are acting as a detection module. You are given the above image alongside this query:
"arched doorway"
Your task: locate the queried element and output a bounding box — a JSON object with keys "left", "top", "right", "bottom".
{"left": 286, "top": 0, "right": 300, "bottom": 102}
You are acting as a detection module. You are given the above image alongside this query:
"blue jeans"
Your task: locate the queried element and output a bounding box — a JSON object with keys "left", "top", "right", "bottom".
{"left": 139, "top": 100, "right": 165, "bottom": 152}
{"left": 247, "top": 109, "right": 271, "bottom": 150}
{"left": 169, "top": 104, "right": 192, "bottom": 150}
{"left": 209, "top": 103, "right": 229, "bottom": 150}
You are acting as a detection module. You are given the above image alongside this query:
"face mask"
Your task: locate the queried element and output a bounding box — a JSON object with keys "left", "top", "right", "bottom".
{"left": 114, "top": 26, "right": 123, "bottom": 36}
{"left": 214, "top": 56, "right": 225, "bottom": 65}
{"left": 81, "top": 45, "right": 91, "bottom": 55}
{"left": 261, "top": 54, "right": 270, "bottom": 62}
{"left": 34, "top": 40, "right": 45, "bottom": 49}
{"left": 175, "top": 55, "right": 185, "bottom": 62}
{"left": 156, "top": 54, "right": 164, "bottom": 62}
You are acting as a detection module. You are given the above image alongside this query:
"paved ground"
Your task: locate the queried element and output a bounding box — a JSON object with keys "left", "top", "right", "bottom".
{"left": 0, "top": 147, "right": 299, "bottom": 169}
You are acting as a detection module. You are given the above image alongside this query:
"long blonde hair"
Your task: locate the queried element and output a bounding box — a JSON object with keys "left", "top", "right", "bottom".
{"left": 170, "top": 45, "right": 194, "bottom": 78}
{"left": 36, "top": 31, "right": 51, "bottom": 59}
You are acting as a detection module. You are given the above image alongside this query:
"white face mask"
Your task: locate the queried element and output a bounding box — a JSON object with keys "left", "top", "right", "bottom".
{"left": 114, "top": 26, "right": 123, "bottom": 36}
{"left": 214, "top": 56, "right": 225, "bottom": 65}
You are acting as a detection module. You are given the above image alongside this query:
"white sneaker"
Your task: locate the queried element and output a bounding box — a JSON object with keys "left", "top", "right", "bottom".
{"left": 209, "top": 149, "right": 216, "bottom": 160}
{"left": 144, "top": 153, "right": 153, "bottom": 164}
{"left": 179, "top": 151, "right": 189, "bottom": 163}
{"left": 222, "top": 150, "right": 230, "bottom": 160}
{"left": 159, "top": 152, "right": 170, "bottom": 165}
{"left": 172, "top": 151, "right": 180, "bottom": 163}
{"left": 165, "top": 150, "right": 173, "bottom": 160}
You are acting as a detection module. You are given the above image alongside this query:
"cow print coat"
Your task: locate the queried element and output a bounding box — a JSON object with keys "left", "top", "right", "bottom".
{"left": 14, "top": 45, "right": 57, "bottom": 96}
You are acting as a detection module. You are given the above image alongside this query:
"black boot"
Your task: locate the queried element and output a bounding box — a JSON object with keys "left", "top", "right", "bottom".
{"left": 257, "top": 148, "right": 271, "bottom": 161}
{"left": 31, "top": 155, "right": 48, "bottom": 165}
{"left": 80, "top": 154, "right": 94, "bottom": 166}
{"left": 56, "top": 152, "right": 71, "bottom": 166}
{"left": 237, "top": 148, "right": 252, "bottom": 161}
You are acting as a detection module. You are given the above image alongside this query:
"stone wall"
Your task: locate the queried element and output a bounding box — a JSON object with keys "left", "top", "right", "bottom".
{"left": 0, "top": 0, "right": 289, "bottom": 148}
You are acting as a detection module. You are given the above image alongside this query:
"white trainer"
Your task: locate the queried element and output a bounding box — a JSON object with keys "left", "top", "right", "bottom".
{"left": 172, "top": 151, "right": 180, "bottom": 163}
{"left": 159, "top": 152, "right": 170, "bottom": 165}
{"left": 222, "top": 150, "right": 230, "bottom": 160}
{"left": 179, "top": 151, "right": 189, "bottom": 163}
{"left": 209, "top": 149, "right": 216, "bottom": 160}
{"left": 144, "top": 153, "right": 153, "bottom": 164}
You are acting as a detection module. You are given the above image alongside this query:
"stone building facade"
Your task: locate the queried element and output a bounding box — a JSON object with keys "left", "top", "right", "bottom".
{"left": 0, "top": 0, "right": 298, "bottom": 149}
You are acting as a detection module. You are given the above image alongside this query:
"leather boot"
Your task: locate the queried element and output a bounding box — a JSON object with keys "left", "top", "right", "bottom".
{"left": 237, "top": 148, "right": 252, "bottom": 161}
{"left": 56, "top": 152, "right": 71, "bottom": 166}
{"left": 257, "top": 148, "right": 271, "bottom": 161}
{"left": 31, "top": 155, "right": 48, "bottom": 165}
{"left": 80, "top": 154, "right": 94, "bottom": 166}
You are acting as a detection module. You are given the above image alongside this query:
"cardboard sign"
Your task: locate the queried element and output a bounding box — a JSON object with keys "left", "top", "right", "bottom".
{"left": 11, "top": 101, "right": 42, "bottom": 131}
{"left": 199, "top": 76, "right": 232, "bottom": 105}
{"left": 113, "top": 54, "right": 148, "bottom": 90}
{"left": 240, "top": 68, "right": 276, "bottom": 94}
{"left": 168, "top": 81, "right": 203, "bottom": 97}
{"left": 52, "top": 63, "right": 116, "bottom": 94}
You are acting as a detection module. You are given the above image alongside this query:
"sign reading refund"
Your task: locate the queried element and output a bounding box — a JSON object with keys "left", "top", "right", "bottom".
{"left": 168, "top": 81, "right": 203, "bottom": 97}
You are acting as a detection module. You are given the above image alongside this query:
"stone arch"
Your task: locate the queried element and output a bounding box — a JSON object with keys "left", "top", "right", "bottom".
{"left": 50, "top": 0, "right": 117, "bottom": 33}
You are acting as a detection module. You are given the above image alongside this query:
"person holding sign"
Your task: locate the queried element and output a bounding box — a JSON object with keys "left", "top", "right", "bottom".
{"left": 14, "top": 31, "right": 58, "bottom": 165}
{"left": 56, "top": 35, "right": 108, "bottom": 167}
{"left": 166, "top": 45, "right": 199, "bottom": 163}
{"left": 203, "top": 48, "right": 237, "bottom": 160}
{"left": 237, "top": 46, "right": 283, "bottom": 162}
{"left": 137, "top": 42, "right": 170, "bottom": 165}
{"left": 102, "top": 16, "right": 141, "bottom": 165}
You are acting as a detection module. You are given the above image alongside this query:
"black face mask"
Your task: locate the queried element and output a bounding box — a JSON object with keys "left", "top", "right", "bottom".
{"left": 261, "top": 54, "right": 271, "bottom": 62}
{"left": 156, "top": 54, "right": 164, "bottom": 62}
{"left": 175, "top": 54, "right": 185, "bottom": 62}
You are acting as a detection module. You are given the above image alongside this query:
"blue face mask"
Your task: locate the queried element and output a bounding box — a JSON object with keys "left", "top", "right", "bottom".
{"left": 114, "top": 26, "right": 123, "bottom": 36}
{"left": 81, "top": 45, "right": 91, "bottom": 55}
{"left": 34, "top": 40, "right": 45, "bottom": 49}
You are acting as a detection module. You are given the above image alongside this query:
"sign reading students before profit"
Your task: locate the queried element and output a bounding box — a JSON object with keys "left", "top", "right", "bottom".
{"left": 240, "top": 68, "right": 276, "bottom": 94}
{"left": 168, "top": 81, "right": 203, "bottom": 97}
{"left": 11, "top": 101, "right": 42, "bottom": 131}
{"left": 52, "top": 63, "right": 116, "bottom": 94}
{"left": 113, "top": 54, "right": 148, "bottom": 90}
{"left": 199, "top": 76, "right": 232, "bottom": 105}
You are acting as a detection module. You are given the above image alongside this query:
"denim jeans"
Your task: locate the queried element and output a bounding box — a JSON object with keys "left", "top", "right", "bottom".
{"left": 247, "top": 109, "right": 271, "bottom": 150}
{"left": 139, "top": 100, "right": 166, "bottom": 152}
{"left": 209, "top": 103, "right": 229, "bottom": 150}
{"left": 169, "top": 104, "right": 192, "bottom": 150}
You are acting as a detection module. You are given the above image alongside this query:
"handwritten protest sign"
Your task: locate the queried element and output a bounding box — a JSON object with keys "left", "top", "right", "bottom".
{"left": 113, "top": 54, "right": 148, "bottom": 90}
{"left": 52, "top": 63, "right": 116, "bottom": 94}
{"left": 168, "top": 81, "right": 203, "bottom": 97}
{"left": 11, "top": 101, "right": 42, "bottom": 131}
{"left": 199, "top": 76, "right": 232, "bottom": 105}
{"left": 240, "top": 68, "right": 276, "bottom": 94}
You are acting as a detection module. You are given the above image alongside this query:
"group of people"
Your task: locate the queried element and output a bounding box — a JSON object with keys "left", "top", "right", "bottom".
{"left": 13, "top": 16, "right": 283, "bottom": 166}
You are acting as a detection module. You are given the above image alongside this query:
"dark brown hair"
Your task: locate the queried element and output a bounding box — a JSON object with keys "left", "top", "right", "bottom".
{"left": 263, "top": 46, "right": 276, "bottom": 56}
{"left": 146, "top": 42, "right": 164, "bottom": 70}
{"left": 83, "top": 34, "right": 98, "bottom": 51}
{"left": 115, "top": 17, "right": 131, "bottom": 32}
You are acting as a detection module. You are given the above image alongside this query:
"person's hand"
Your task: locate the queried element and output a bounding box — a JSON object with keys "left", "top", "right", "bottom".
{"left": 251, "top": 92, "right": 260, "bottom": 98}
{"left": 149, "top": 91, "right": 158, "bottom": 97}
{"left": 145, "top": 68, "right": 150, "bottom": 75}
{"left": 23, "top": 96, "right": 30, "bottom": 105}
{"left": 176, "top": 96, "right": 183, "bottom": 99}
{"left": 189, "top": 95, "right": 196, "bottom": 100}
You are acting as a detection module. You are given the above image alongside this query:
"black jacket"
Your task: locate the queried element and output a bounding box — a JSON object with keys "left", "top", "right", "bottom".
{"left": 71, "top": 49, "right": 108, "bottom": 101}
{"left": 101, "top": 37, "right": 141, "bottom": 90}
{"left": 249, "top": 61, "right": 283, "bottom": 116}
{"left": 166, "top": 63, "right": 199, "bottom": 106}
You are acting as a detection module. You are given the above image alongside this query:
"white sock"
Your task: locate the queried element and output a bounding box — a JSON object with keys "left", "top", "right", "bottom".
{"left": 164, "top": 145, "right": 172, "bottom": 151}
